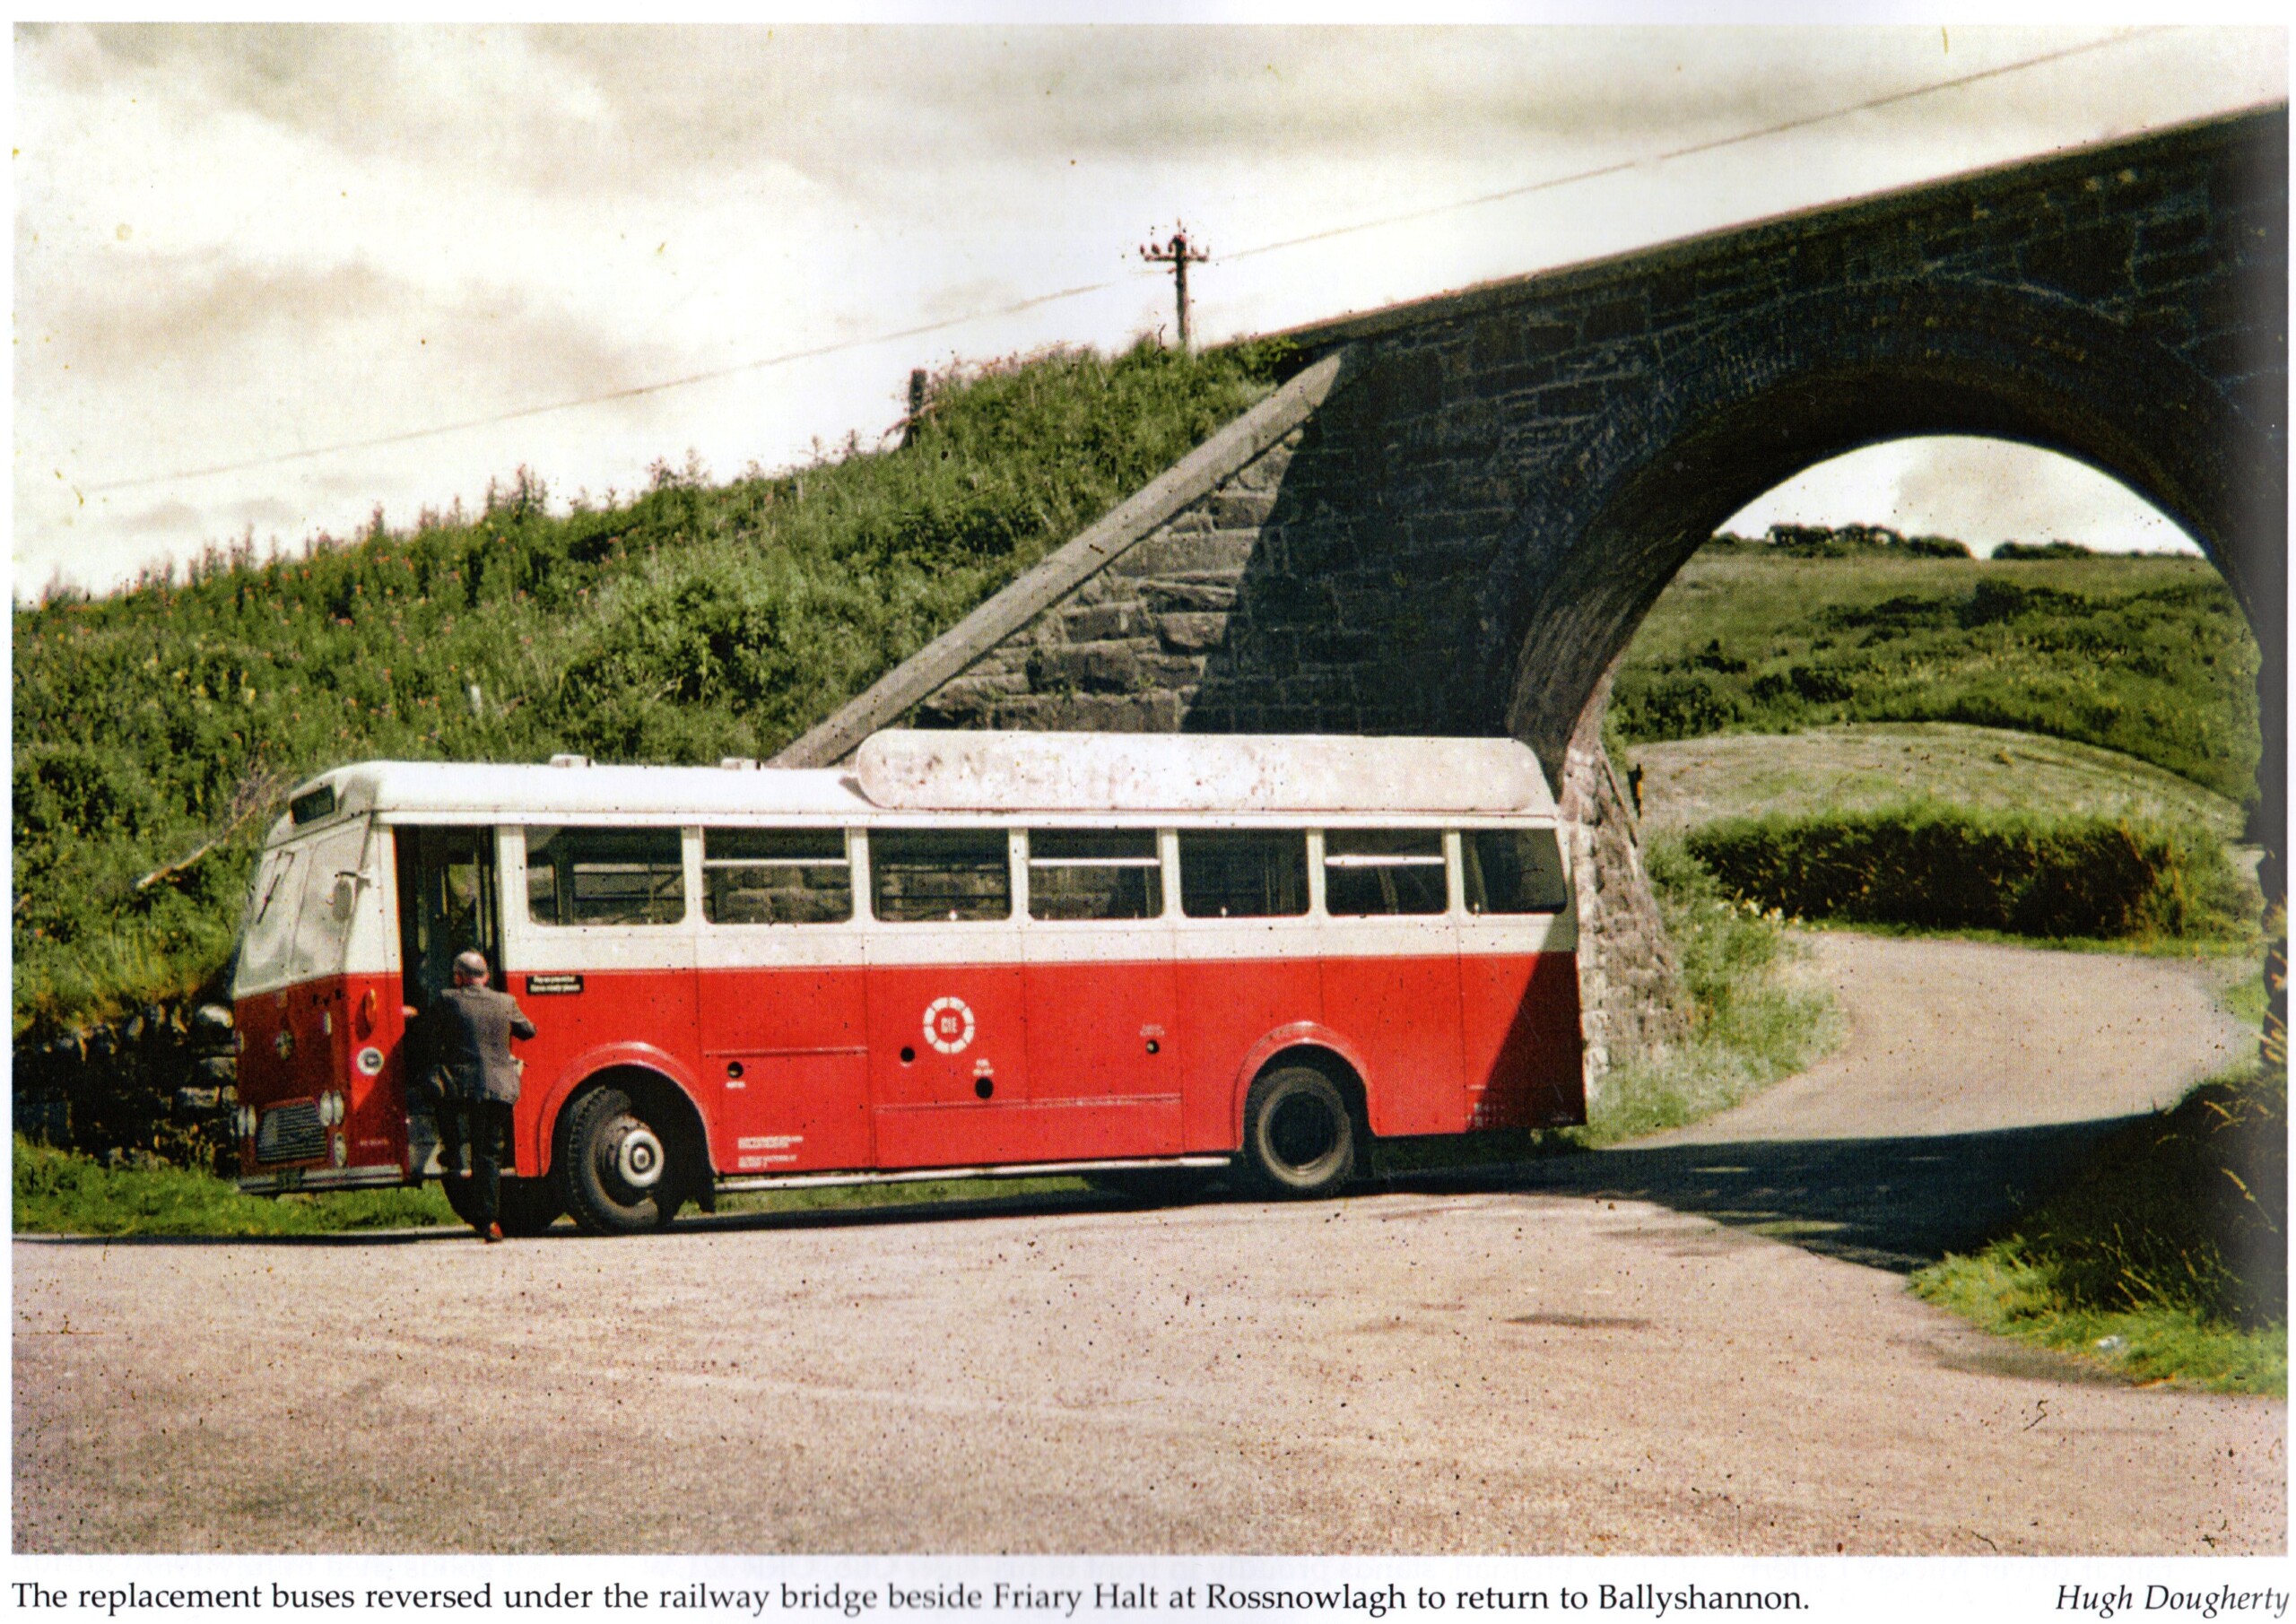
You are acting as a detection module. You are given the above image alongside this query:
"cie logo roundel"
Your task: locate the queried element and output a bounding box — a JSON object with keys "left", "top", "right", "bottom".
{"left": 922, "top": 996, "right": 976, "bottom": 1055}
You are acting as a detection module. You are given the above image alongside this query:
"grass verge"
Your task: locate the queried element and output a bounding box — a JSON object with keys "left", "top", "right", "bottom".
{"left": 13, "top": 1134, "right": 455, "bottom": 1236}
{"left": 1578, "top": 843, "right": 1843, "bottom": 1145}
{"left": 1910, "top": 1063, "right": 2286, "bottom": 1394}
{"left": 10, "top": 1131, "right": 1109, "bottom": 1236}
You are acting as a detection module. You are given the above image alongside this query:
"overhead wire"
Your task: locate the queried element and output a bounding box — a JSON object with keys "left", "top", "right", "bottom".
{"left": 83, "top": 28, "right": 2170, "bottom": 498}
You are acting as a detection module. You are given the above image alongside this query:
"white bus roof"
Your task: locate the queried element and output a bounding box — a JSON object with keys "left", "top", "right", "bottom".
{"left": 853, "top": 731, "right": 1555, "bottom": 815}
{"left": 273, "top": 732, "right": 1555, "bottom": 838}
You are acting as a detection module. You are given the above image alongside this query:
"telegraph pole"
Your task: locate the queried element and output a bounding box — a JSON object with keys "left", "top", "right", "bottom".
{"left": 1139, "top": 223, "right": 1211, "bottom": 352}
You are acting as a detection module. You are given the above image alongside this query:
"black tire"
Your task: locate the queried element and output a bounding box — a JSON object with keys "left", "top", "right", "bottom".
{"left": 496, "top": 1177, "right": 563, "bottom": 1237}
{"left": 561, "top": 1085, "right": 682, "bottom": 1235}
{"left": 1242, "top": 1064, "right": 1357, "bottom": 1198}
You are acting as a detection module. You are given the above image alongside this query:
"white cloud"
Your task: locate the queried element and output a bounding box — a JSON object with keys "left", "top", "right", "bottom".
{"left": 1723, "top": 439, "right": 2201, "bottom": 556}
{"left": 12, "top": 24, "right": 2283, "bottom": 593}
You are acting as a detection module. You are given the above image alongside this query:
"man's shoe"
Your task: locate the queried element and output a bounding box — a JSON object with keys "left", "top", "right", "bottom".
{"left": 484, "top": 1222, "right": 504, "bottom": 1243}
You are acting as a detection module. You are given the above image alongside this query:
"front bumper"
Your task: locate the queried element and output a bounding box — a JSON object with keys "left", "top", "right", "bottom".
{"left": 237, "top": 1162, "right": 408, "bottom": 1195}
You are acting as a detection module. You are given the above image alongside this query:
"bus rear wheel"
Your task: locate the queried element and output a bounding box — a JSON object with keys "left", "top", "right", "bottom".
{"left": 562, "top": 1085, "right": 681, "bottom": 1235}
{"left": 1243, "top": 1064, "right": 1357, "bottom": 1198}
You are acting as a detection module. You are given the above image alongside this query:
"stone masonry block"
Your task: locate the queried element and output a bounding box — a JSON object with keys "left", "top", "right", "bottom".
{"left": 1062, "top": 604, "right": 1143, "bottom": 642}
{"left": 1114, "top": 532, "right": 1261, "bottom": 578}
{"left": 1139, "top": 579, "right": 1238, "bottom": 612}
{"left": 1027, "top": 642, "right": 1144, "bottom": 695}
{"left": 1211, "top": 490, "right": 1279, "bottom": 529}
{"left": 1155, "top": 612, "right": 1231, "bottom": 652}
{"left": 1231, "top": 443, "right": 1299, "bottom": 492}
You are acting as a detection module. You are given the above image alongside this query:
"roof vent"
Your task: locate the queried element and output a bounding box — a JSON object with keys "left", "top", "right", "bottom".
{"left": 719, "top": 757, "right": 759, "bottom": 770}
{"left": 548, "top": 753, "right": 593, "bottom": 769}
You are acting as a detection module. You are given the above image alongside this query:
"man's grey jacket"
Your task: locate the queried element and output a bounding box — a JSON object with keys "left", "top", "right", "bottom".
{"left": 427, "top": 984, "right": 537, "bottom": 1106}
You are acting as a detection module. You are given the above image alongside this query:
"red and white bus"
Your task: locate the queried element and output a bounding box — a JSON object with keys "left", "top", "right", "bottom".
{"left": 228, "top": 730, "right": 1583, "bottom": 1232}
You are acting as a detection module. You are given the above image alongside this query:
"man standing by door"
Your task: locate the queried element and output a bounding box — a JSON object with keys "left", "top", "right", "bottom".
{"left": 430, "top": 949, "right": 536, "bottom": 1241}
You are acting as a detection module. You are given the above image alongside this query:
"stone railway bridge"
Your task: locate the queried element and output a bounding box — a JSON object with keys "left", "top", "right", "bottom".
{"left": 782, "top": 106, "right": 2288, "bottom": 1076}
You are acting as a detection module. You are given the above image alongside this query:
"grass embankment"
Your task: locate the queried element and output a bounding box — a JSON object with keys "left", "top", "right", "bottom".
{"left": 13, "top": 341, "right": 1290, "bottom": 1035}
{"left": 1629, "top": 723, "right": 2248, "bottom": 845}
{"left": 1611, "top": 537, "right": 2261, "bottom": 809}
{"left": 1577, "top": 844, "right": 1842, "bottom": 1144}
{"left": 1913, "top": 1064, "right": 2287, "bottom": 1394}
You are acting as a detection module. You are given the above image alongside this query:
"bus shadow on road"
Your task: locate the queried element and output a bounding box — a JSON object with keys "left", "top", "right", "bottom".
{"left": 1399, "top": 1116, "right": 2140, "bottom": 1272}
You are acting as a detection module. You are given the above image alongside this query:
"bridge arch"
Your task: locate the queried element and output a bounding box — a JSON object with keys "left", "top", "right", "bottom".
{"left": 1491, "top": 277, "right": 2283, "bottom": 829}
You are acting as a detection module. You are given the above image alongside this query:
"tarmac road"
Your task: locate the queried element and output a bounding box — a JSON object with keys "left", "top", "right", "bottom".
{"left": 13, "top": 934, "right": 2280, "bottom": 1554}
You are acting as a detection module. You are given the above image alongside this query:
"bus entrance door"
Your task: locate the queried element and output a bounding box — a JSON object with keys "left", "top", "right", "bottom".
{"left": 394, "top": 825, "right": 503, "bottom": 1176}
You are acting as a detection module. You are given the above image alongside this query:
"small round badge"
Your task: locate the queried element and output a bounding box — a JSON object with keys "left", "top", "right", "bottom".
{"left": 922, "top": 996, "right": 976, "bottom": 1055}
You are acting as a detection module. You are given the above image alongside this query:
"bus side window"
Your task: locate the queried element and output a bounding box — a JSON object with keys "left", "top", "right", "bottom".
{"left": 1178, "top": 830, "right": 1309, "bottom": 919}
{"left": 704, "top": 829, "right": 852, "bottom": 924}
{"left": 872, "top": 829, "right": 1012, "bottom": 923}
{"left": 1324, "top": 828, "right": 1447, "bottom": 916}
{"left": 527, "top": 826, "right": 686, "bottom": 925}
{"left": 1028, "top": 829, "right": 1161, "bottom": 920}
{"left": 1462, "top": 829, "right": 1570, "bottom": 915}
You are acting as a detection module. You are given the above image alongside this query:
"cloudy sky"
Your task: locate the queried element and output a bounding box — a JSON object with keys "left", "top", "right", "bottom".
{"left": 14, "top": 24, "right": 2286, "bottom": 594}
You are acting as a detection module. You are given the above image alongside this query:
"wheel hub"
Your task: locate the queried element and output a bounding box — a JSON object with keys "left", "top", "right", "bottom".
{"left": 613, "top": 1122, "right": 665, "bottom": 1189}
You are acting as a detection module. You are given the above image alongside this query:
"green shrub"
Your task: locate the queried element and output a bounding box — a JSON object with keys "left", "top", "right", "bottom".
{"left": 1683, "top": 803, "right": 2252, "bottom": 941}
{"left": 2012, "top": 1065, "right": 2286, "bottom": 1329}
{"left": 1914, "top": 1064, "right": 2286, "bottom": 1391}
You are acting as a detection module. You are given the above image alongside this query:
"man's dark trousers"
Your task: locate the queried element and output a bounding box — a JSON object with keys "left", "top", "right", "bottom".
{"left": 439, "top": 1099, "right": 514, "bottom": 1230}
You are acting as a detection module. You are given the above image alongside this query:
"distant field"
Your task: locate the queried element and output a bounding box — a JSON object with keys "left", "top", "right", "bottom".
{"left": 1630, "top": 724, "right": 2248, "bottom": 845}
{"left": 1611, "top": 544, "right": 2259, "bottom": 808}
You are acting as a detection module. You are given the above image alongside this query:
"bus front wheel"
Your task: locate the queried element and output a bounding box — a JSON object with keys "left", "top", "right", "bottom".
{"left": 1243, "top": 1064, "right": 1357, "bottom": 1198}
{"left": 562, "top": 1085, "right": 681, "bottom": 1235}
{"left": 497, "top": 1177, "right": 562, "bottom": 1237}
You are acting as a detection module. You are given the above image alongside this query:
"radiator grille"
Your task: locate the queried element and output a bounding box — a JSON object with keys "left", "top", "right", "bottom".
{"left": 256, "top": 1100, "right": 325, "bottom": 1164}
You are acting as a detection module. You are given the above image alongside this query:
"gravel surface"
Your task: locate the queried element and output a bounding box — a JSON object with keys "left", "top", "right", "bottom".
{"left": 13, "top": 935, "right": 2279, "bottom": 1554}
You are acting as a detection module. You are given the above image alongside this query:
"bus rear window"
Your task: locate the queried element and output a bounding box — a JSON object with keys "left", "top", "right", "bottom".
{"left": 1463, "top": 829, "right": 1570, "bottom": 915}
{"left": 1325, "top": 829, "right": 1448, "bottom": 916}
{"left": 872, "top": 829, "right": 1011, "bottom": 923}
{"left": 705, "top": 829, "right": 851, "bottom": 925}
{"left": 1179, "top": 830, "right": 1308, "bottom": 918}
{"left": 1029, "top": 829, "right": 1161, "bottom": 921}
{"left": 528, "top": 827, "right": 686, "bottom": 926}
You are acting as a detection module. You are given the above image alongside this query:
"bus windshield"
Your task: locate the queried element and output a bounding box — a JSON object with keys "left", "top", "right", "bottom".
{"left": 234, "top": 820, "right": 371, "bottom": 996}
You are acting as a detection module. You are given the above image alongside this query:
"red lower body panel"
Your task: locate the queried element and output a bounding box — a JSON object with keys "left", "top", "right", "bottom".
{"left": 241, "top": 951, "right": 1583, "bottom": 1190}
